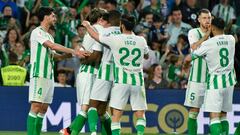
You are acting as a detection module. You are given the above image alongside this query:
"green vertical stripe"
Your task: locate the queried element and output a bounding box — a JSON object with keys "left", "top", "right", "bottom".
{"left": 123, "top": 71, "right": 127, "bottom": 84}
{"left": 115, "top": 67, "right": 119, "bottom": 83}
{"left": 90, "top": 65, "right": 94, "bottom": 73}
{"left": 34, "top": 43, "right": 42, "bottom": 76}
{"left": 131, "top": 74, "right": 136, "bottom": 85}
{"left": 222, "top": 74, "right": 226, "bottom": 88}
{"left": 213, "top": 75, "right": 218, "bottom": 89}
{"left": 98, "top": 65, "right": 102, "bottom": 79}
{"left": 139, "top": 72, "right": 143, "bottom": 86}
{"left": 189, "top": 60, "right": 194, "bottom": 81}
{"left": 197, "top": 58, "right": 202, "bottom": 82}
{"left": 205, "top": 63, "right": 208, "bottom": 82}
{"left": 105, "top": 64, "right": 111, "bottom": 81}
{"left": 207, "top": 74, "right": 210, "bottom": 89}
{"left": 83, "top": 65, "right": 89, "bottom": 72}
{"left": 43, "top": 49, "right": 49, "bottom": 78}
{"left": 229, "top": 71, "right": 233, "bottom": 86}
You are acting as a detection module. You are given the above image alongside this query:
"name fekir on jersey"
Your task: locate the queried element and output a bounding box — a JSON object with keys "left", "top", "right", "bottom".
{"left": 92, "top": 26, "right": 121, "bottom": 81}
{"left": 193, "top": 34, "right": 237, "bottom": 89}
{"left": 99, "top": 33, "right": 149, "bottom": 86}
{"left": 30, "top": 26, "right": 55, "bottom": 80}
{"left": 188, "top": 28, "right": 208, "bottom": 83}
{"left": 79, "top": 24, "right": 104, "bottom": 74}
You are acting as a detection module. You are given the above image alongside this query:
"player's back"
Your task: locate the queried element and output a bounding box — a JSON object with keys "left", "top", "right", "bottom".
{"left": 199, "top": 34, "right": 237, "bottom": 89}
{"left": 203, "top": 34, "right": 235, "bottom": 75}
{"left": 110, "top": 33, "right": 149, "bottom": 86}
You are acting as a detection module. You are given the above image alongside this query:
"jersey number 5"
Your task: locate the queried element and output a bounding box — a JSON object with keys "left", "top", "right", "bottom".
{"left": 219, "top": 48, "right": 229, "bottom": 67}
{"left": 119, "top": 47, "right": 141, "bottom": 67}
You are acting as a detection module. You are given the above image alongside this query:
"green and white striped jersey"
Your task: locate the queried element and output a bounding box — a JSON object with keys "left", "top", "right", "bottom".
{"left": 79, "top": 24, "right": 104, "bottom": 74}
{"left": 188, "top": 28, "right": 208, "bottom": 83}
{"left": 93, "top": 26, "right": 121, "bottom": 81}
{"left": 99, "top": 33, "right": 149, "bottom": 86}
{"left": 30, "top": 26, "right": 55, "bottom": 80}
{"left": 193, "top": 34, "right": 237, "bottom": 89}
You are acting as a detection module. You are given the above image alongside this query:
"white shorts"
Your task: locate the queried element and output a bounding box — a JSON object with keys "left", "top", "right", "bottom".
{"left": 204, "top": 86, "right": 234, "bottom": 113}
{"left": 184, "top": 81, "right": 206, "bottom": 108}
{"left": 109, "top": 83, "right": 147, "bottom": 111}
{"left": 90, "top": 79, "right": 113, "bottom": 102}
{"left": 76, "top": 72, "right": 96, "bottom": 106}
{"left": 29, "top": 77, "right": 54, "bottom": 104}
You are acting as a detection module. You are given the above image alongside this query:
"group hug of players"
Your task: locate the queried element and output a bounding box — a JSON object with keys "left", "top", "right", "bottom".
{"left": 26, "top": 6, "right": 240, "bottom": 135}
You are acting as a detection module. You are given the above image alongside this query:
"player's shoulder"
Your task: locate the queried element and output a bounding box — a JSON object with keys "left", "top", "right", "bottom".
{"left": 188, "top": 28, "right": 199, "bottom": 35}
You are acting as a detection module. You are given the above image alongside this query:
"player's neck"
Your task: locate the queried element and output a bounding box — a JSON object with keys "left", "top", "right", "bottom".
{"left": 123, "top": 30, "right": 132, "bottom": 35}
{"left": 213, "top": 31, "right": 224, "bottom": 36}
{"left": 40, "top": 22, "right": 50, "bottom": 32}
{"left": 200, "top": 26, "right": 208, "bottom": 33}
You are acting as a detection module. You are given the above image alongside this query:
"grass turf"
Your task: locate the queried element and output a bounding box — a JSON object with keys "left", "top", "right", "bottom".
{"left": 0, "top": 131, "right": 165, "bottom": 135}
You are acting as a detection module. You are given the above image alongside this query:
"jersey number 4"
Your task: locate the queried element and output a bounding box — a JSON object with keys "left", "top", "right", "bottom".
{"left": 119, "top": 47, "right": 141, "bottom": 67}
{"left": 219, "top": 48, "right": 229, "bottom": 67}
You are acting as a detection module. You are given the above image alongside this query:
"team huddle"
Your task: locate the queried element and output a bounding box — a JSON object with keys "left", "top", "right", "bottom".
{"left": 26, "top": 6, "right": 239, "bottom": 135}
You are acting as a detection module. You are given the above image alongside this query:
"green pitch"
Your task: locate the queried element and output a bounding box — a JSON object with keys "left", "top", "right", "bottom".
{"left": 0, "top": 131, "right": 166, "bottom": 135}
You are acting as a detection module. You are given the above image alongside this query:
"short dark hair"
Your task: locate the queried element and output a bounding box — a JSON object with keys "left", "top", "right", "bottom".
{"left": 178, "top": 34, "right": 188, "bottom": 42}
{"left": 9, "top": 51, "right": 18, "bottom": 64}
{"left": 86, "top": 8, "right": 107, "bottom": 24}
{"left": 212, "top": 17, "right": 225, "bottom": 30}
{"left": 198, "top": 8, "right": 210, "bottom": 16}
{"left": 57, "top": 69, "right": 68, "bottom": 76}
{"left": 105, "top": 0, "right": 117, "bottom": 6}
{"left": 121, "top": 14, "right": 136, "bottom": 31}
{"left": 108, "top": 10, "right": 121, "bottom": 26}
{"left": 38, "top": 7, "right": 55, "bottom": 22}
{"left": 153, "top": 14, "right": 164, "bottom": 22}
{"left": 171, "top": 6, "right": 181, "bottom": 15}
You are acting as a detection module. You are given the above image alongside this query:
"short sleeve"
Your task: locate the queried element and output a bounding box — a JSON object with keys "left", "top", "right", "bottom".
{"left": 33, "top": 29, "right": 49, "bottom": 45}
{"left": 99, "top": 35, "right": 115, "bottom": 47}
{"left": 92, "top": 42, "right": 103, "bottom": 52}
{"left": 188, "top": 29, "right": 199, "bottom": 45}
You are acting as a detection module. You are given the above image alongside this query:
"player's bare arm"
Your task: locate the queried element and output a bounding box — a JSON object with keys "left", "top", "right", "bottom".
{"left": 191, "top": 26, "right": 211, "bottom": 50}
{"left": 82, "top": 21, "right": 100, "bottom": 42}
{"left": 43, "top": 40, "right": 90, "bottom": 58}
{"left": 81, "top": 51, "right": 102, "bottom": 65}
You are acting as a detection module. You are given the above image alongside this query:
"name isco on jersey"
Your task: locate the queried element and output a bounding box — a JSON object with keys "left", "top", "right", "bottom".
{"left": 217, "top": 41, "right": 228, "bottom": 46}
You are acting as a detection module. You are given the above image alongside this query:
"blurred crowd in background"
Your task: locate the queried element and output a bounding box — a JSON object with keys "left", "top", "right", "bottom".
{"left": 0, "top": 0, "right": 240, "bottom": 89}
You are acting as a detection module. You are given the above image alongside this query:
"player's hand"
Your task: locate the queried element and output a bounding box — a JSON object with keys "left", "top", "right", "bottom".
{"left": 82, "top": 21, "right": 91, "bottom": 28}
{"left": 204, "top": 25, "right": 211, "bottom": 40}
{"left": 75, "top": 49, "right": 91, "bottom": 58}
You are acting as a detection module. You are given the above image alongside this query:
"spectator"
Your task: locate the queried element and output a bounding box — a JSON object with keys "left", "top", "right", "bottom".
{"left": 120, "top": 0, "right": 139, "bottom": 20}
{"left": 167, "top": 54, "right": 183, "bottom": 88}
{"left": 55, "top": 69, "right": 71, "bottom": 87}
{"left": 1, "top": 51, "right": 27, "bottom": 86}
{"left": 179, "top": 54, "right": 191, "bottom": 89}
{"left": 143, "top": 0, "right": 161, "bottom": 16}
{"left": 145, "top": 64, "right": 169, "bottom": 89}
{"left": 179, "top": 0, "right": 200, "bottom": 28}
{"left": 148, "top": 15, "right": 168, "bottom": 42}
{"left": 212, "top": 0, "right": 236, "bottom": 33}
{"left": 14, "top": 41, "right": 30, "bottom": 67}
{"left": 3, "top": 27, "right": 21, "bottom": 53}
{"left": 134, "top": 11, "right": 153, "bottom": 35}
{"left": 105, "top": 0, "right": 118, "bottom": 11}
{"left": 171, "top": 34, "right": 190, "bottom": 56}
{"left": 0, "top": 0, "right": 19, "bottom": 19}
{"left": 95, "top": 0, "right": 106, "bottom": 9}
{"left": 166, "top": 6, "right": 192, "bottom": 47}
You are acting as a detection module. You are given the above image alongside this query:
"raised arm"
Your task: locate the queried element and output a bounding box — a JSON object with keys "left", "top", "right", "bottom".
{"left": 82, "top": 21, "right": 100, "bottom": 42}
{"left": 190, "top": 28, "right": 211, "bottom": 51}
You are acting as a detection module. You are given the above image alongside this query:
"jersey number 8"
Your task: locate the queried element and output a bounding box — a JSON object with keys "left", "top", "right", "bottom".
{"left": 219, "top": 48, "right": 229, "bottom": 67}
